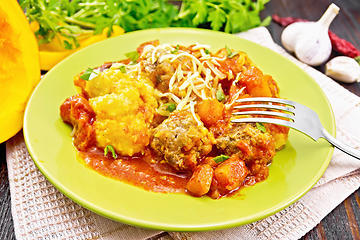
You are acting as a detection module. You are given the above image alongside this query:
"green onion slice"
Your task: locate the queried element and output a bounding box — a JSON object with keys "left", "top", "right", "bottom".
{"left": 171, "top": 44, "right": 180, "bottom": 54}
{"left": 104, "top": 145, "right": 117, "bottom": 159}
{"left": 157, "top": 103, "right": 176, "bottom": 116}
{"left": 80, "top": 67, "right": 99, "bottom": 81}
{"left": 216, "top": 89, "right": 226, "bottom": 102}
{"left": 125, "top": 51, "right": 140, "bottom": 63}
{"left": 225, "top": 45, "right": 239, "bottom": 58}
{"left": 213, "top": 154, "right": 230, "bottom": 163}
{"left": 119, "top": 65, "right": 126, "bottom": 73}
{"left": 256, "top": 122, "right": 266, "bottom": 133}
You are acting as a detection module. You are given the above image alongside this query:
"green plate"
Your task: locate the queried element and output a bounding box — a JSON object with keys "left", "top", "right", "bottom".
{"left": 24, "top": 28, "right": 335, "bottom": 231}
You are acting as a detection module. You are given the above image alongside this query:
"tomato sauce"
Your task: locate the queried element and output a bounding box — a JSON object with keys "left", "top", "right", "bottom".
{"left": 78, "top": 147, "right": 191, "bottom": 193}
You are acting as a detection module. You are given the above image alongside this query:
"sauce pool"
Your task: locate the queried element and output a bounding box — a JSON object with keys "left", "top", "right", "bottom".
{"left": 78, "top": 147, "right": 191, "bottom": 193}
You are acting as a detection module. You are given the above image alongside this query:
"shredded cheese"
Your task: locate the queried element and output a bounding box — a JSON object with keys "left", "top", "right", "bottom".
{"left": 189, "top": 100, "right": 203, "bottom": 126}
{"left": 192, "top": 43, "right": 211, "bottom": 50}
{"left": 133, "top": 42, "right": 248, "bottom": 117}
{"left": 204, "top": 61, "right": 227, "bottom": 79}
{"left": 225, "top": 86, "right": 246, "bottom": 109}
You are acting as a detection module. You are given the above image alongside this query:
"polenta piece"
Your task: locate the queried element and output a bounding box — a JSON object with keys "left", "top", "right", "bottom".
{"left": 83, "top": 64, "right": 157, "bottom": 156}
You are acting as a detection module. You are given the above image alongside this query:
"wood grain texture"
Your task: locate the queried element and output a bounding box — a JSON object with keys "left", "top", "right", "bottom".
{"left": 0, "top": 142, "right": 15, "bottom": 240}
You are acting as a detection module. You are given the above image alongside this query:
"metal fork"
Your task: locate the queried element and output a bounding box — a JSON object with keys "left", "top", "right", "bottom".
{"left": 232, "top": 97, "right": 360, "bottom": 160}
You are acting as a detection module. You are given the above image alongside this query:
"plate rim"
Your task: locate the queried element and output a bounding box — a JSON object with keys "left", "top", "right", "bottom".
{"left": 23, "top": 27, "right": 336, "bottom": 231}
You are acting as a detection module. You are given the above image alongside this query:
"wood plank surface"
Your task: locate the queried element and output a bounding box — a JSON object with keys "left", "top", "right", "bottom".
{"left": 0, "top": 142, "right": 15, "bottom": 240}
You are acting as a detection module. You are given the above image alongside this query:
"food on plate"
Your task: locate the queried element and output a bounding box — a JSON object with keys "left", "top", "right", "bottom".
{"left": 0, "top": 0, "right": 41, "bottom": 143}
{"left": 60, "top": 40, "right": 289, "bottom": 199}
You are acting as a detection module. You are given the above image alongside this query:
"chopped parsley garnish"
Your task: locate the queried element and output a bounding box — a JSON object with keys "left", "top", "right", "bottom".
{"left": 159, "top": 103, "right": 176, "bottom": 112}
{"left": 80, "top": 67, "right": 99, "bottom": 81}
{"left": 225, "top": 45, "right": 239, "bottom": 58}
{"left": 171, "top": 44, "right": 180, "bottom": 54}
{"left": 104, "top": 145, "right": 117, "bottom": 159}
{"left": 165, "top": 102, "right": 176, "bottom": 112}
{"left": 204, "top": 49, "right": 210, "bottom": 55}
{"left": 216, "top": 89, "right": 226, "bottom": 102}
{"left": 213, "top": 154, "right": 230, "bottom": 163}
{"left": 157, "top": 102, "right": 177, "bottom": 116}
{"left": 125, "top": 51, "right": 140, "bottom": 63}
{"left": 256, "top": 122, "right": 266, "bottom": 133}
{"left": 119, "top": 65, "right": 126, "bottom": 73}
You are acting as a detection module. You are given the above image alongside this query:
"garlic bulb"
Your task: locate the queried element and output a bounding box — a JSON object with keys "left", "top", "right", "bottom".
{"left": 281, "top": 22, "right": 310, "bottom": 52}
{"left": 325, "top": 56, "right": 360, "bottom": 83}
{"left": 281, "top": 4, "right": 340, "bottom": 66}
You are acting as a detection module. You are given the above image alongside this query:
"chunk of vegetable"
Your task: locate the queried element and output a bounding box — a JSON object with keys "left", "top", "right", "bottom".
{"left": 195, "top": 99, "right": 224, "bottom": 127}
{"left": 240, "top": 67, "right": 272, "bottom": 97}
{"left": 213, "top": 155, "right": 249, "bottom": 194}
{"left": 186, "top": 164, "right": 214, "bottom": 197}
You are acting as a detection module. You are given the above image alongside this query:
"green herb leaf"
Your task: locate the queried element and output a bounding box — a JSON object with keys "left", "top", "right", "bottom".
{"left": 216, "top": 89, "right": 225, "bottom": 102}
{"left": 204, "top": 49, "right": 210, "bottom": 55}
{"left": 125, "top": 51, "right": 140, "bottom": 63}
{"left": 119, "top": 65, "right": 126, "bottom": 73}
{"left": 157, "top": 102, "right": 177, "bottom": 116}
{"left": 225, "top": 45, "right": 239, "bottom": 58}
{"left": 165, "top": 103, "right": 176, "bottom": 112}
{"left": 191, "top": 0, "right": 208, "bottom": 26}
{"left": 104, "top": 145, "right": 117, "bottom": 159}
{"left": 213, "top": 154, "right": 230, "bottom": 163}
{"left": 207, "top": 8, "right": 226, "bottom": 31}
{"left": 63, "top": 40, "right": 72, "bottom": 50}
{"left": 256, "top": 122, "right": 266, "bottom": 133}
{"left": 171, "top": 44, "right": 180, "bottom": 54}
{"left": 260, "top": 15, "right": 272, "bottom": 27}
{"left": 80, "top": 68, "right": 99, "bottom": 81}
{"left": 21, "top": 0, "right": 270, "bottom": 50}
{"left": 355, "top": 56, "right": 360, "bottom": 65}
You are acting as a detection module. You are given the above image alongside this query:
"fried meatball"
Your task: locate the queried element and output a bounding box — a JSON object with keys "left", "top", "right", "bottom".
{"left": 215, "top": 123, "right": 276, "bottom": 165}
{"left": 150, "top": 110, "right": 215, "bottom": 171}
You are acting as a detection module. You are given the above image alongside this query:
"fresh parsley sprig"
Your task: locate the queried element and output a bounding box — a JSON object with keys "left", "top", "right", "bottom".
{"left": 20, "top": 0, "right": 271, "bottom": 49}
{"left": 177, "top": 0, "right": 271, "bottom": 32}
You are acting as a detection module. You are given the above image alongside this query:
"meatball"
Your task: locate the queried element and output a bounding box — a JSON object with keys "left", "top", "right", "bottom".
{"left": 141, "top": 54, "right": 192, "bottom": 92}
{"left": 150, "top": 110, "right": 215, "bottom": 171}
{"left": 215, "top": 123, "right": 276, "bottom": 165}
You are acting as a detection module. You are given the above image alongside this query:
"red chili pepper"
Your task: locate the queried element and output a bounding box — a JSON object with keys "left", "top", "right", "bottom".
{"left": 272, "top": 14, "right": 309, "bottom": 27}
{"left": 272, "top": 14, "right": 360, "bottom": 58}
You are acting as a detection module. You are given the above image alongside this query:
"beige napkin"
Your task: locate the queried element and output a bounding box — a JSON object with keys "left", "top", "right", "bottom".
{"left": 6, "top": 26, "right": 360, "bottom": 240}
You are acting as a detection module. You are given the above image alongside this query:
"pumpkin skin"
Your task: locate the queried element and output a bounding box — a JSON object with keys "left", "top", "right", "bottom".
{"left": 0, "top": 0, "right": 41, "bottom": 143}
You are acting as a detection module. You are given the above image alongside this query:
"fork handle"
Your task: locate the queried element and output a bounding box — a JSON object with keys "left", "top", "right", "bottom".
{"left": 322, "top": 129, "right": 360, "bottom": 160}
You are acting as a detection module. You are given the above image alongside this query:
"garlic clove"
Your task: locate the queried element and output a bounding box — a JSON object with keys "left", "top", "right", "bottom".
{"left": 325, "top": 56, "right": 360, "bottom": 83}
{"left": 281, "top": 22, "right": 312, "bottom": 53}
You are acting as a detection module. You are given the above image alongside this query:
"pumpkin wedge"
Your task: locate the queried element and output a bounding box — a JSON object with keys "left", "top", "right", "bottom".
{"left": 0, "top": 0, "right": 41, "bottom": 143}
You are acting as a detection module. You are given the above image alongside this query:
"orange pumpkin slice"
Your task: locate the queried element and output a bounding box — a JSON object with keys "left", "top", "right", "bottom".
{"left": 0, "top": 0, "right": 41, "bottom": 143}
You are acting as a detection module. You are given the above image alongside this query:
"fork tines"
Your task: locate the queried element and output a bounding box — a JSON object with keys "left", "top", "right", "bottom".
{"left": 231, "top": 97, "right": 295, "bottom": 126}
